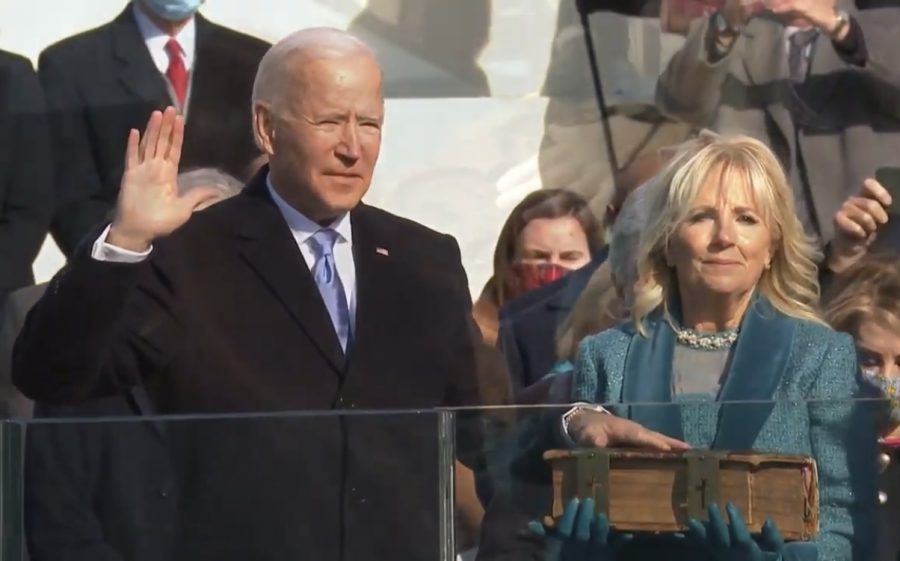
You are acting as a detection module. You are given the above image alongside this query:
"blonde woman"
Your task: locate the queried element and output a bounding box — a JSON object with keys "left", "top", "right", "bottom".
{"left": 557, "top": 133, "right": 876, "bottom": 561}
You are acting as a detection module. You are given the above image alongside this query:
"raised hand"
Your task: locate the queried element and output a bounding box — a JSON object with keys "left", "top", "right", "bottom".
{"left": 528, "top": 498, "right": 632, "bottom": 561}
{"left": 108, "top": 107, "right": 221, "bottom": 252}
{"left": 828, "top": 178, "right": 892, "bottom": 274}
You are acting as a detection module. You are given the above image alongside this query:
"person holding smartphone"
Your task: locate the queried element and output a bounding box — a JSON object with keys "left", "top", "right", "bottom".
{"left": 826, "top": 174, "right": 899, "bottom": 276}
{"left": 657, "top": 0, "right": 900, "bottom": 247}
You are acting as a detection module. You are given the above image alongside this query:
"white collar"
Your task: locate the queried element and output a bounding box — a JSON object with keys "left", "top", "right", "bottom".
{"left": 132, "top": 3, "right": 197, "bottom": 69}
{"left": 265, "top": 173, "right": 353, "bottom": 245}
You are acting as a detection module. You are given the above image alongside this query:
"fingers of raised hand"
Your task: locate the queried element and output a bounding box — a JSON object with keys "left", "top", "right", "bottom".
{"left": 836, "top": 202, "right": 879, "bottom": 239}
{"left": 125, "top": 129, "right": 140, "bottom": 171}
{"left": 863, "top": 178, "right": 893, "bottom": 208}
{"left": 136, "top": 107, "right": 182, "bottom": 164}
{"left": 139, "top": 110, "right": 163, "bottom": 162}
{"left": 155, "top": 107, "right": 177, "bottom": 161}
{"left": 855, "top": 195, "right": 890, "bottom": 226}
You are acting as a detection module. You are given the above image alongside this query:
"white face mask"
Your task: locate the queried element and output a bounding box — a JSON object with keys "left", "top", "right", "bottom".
{"left": 142, "top": 0, "right": 204, "bottom": 21}
{"left": 861, "top": 369, "right": 900, "bottom": 424}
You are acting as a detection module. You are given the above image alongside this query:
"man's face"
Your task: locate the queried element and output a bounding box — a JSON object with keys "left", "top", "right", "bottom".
{"left": 266, "top": 54, "right": 384, "bottom": 223}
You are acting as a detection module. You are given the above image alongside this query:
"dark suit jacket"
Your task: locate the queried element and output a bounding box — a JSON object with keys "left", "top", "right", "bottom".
{"left": 0, "top": 284, "right": 46, "bottom": 419}
{"left": 0, "top": 51, "right": 52, "bottom": 300}
{"left": 496, "top": 253, "right": 605, "bottom": 391}
{"left": 39, "top": 5, "right": 270, "bottom": 256}
{"left": 25, "top": 389, "right": 175, "bottom": 561}
{"left": 13, "top": 169, "right": 492, "bottom": 560}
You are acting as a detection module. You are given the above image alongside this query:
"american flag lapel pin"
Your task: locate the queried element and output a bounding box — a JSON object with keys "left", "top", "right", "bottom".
{"left": 376, "top": 247, "right": 390, "bottom": 257}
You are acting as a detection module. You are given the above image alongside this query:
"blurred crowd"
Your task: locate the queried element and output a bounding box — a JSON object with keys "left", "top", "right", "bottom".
{"left": 0, "top": 1, "right": 899, "bottom": 561}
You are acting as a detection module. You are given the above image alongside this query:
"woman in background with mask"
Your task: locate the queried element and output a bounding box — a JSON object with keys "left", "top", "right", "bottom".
{"left": 822, "top": 255, "right": 900, "bottom": 561}
{"left": 473, "top": 189, "right": 602, "bottom": 346}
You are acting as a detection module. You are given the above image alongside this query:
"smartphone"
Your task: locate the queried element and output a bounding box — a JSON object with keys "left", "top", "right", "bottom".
{"left": 872, "top": 167, "right": 900, "bottom": 252}
{"left": 875, "top": 166, "right": 900, "bottom": 215}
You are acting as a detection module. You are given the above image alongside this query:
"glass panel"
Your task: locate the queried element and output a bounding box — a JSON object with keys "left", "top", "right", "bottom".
{"left": 470, "top": 400, "right": 891, "bottom": 561}
{"left": 0, "top": 400, "right": 893, "bottom": 560}
{"left": 14, "top": 410, "right": 450, "bottom": 561}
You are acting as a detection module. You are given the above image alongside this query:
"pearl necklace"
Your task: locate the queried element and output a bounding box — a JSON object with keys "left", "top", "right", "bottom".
{"left": 675, "top": 327, "right": 739, "bottom": 351}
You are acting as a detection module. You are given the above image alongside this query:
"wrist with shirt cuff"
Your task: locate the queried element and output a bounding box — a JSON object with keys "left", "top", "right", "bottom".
{"left": 91, "top": 224, "right": 153, "bottom": 263}
{"left": 559, "top": 403, "right": 611, "bottom": 448}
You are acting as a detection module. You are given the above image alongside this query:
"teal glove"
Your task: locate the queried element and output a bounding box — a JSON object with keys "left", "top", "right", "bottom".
{"left": 528, "top": 498, "right": 632, "bottom": 561}
{"left": 687, "top": 502, "right": 784, "bottom": 561}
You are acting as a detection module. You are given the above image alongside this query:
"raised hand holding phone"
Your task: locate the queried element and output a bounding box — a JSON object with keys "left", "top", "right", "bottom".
{"left": 828, "top": 175, "right": 894, "bottom": 274}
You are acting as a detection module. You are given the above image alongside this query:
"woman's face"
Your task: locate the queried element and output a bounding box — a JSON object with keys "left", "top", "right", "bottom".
{"left": 516, "top": 216, "right": 591, "bottom": 270}
{"left": 668, "top": 169, "right": 773, "bottom": 301}
{"left": 857, "top": 317, "right": 900, "bottom": 379}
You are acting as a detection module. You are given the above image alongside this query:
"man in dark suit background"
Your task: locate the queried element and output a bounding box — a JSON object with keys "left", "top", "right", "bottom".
{"left": 0, "top": 51, "right": 52, "bottom": 304}
{"left": 15, "top": 28, "right": 500, "bottom": 560}
{"left": 39, "top": 0, "right": 270, "bottom": 255}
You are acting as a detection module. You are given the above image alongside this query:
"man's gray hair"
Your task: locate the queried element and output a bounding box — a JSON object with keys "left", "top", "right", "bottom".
{"left": 251, "top": 27, "right": 377, "bottom": 114}
{"left": 177, "top": 168, "right": 243, "bottom": 199}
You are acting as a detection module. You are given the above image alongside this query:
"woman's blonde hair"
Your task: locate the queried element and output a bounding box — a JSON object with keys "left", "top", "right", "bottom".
{"left": 822, "top": 255, "right": 900, "bottom": 336}
{"left": 631, "top": 131, "right": 823, "bottom": 335}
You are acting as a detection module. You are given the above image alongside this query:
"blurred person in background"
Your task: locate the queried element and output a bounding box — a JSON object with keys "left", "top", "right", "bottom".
{"left": 0, "top": 167, "right": 243, "bottom": 420}
{"left": 657, "top": 0, "right": 900, "bottom": 246}
{"left": 822, "top": 256, "right": 900, "bottom": 561}
{"left": 40, "top": 0, "right": 269, "bottom": 255}
{"left": 498, "top": 150, "right": 671, "bottom": 399}
{"left": 0, "top": 50, "right": 52, "bottom": 307}
{"left": 515, "top": 179, "right": 656, "bottom": 405}
{"left": 474, "top": 190, "right": 602, "bottom": 349}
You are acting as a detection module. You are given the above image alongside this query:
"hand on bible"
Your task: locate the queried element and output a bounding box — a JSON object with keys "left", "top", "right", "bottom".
{"left": 686, "top": 502, "right": 784, "bottom": 561}
{"left": 528, "top": 498, "right": 632, "bottom": 561}
{"left": 108, "top": 107, "right": 222, "bottom": 252}
{"left": 568, "top": 409, "right": 692, "bottom": 452}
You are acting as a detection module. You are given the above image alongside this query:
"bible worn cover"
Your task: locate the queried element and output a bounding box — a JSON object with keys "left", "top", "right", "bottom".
{"left": 544, "top": 448, "right": 819, "bottom": 540}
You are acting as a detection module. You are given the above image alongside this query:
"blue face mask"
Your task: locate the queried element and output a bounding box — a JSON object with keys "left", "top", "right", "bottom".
{"left": 141, "top": 0, "right": 204, "bottom": 21}
{"left": 861, "top": 369, "right": 900, "bottom": 424}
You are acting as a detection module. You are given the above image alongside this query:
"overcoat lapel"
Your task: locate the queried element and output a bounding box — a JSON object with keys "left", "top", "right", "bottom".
{"left": 234, "top": 171, "right": 346, "bottom": 374}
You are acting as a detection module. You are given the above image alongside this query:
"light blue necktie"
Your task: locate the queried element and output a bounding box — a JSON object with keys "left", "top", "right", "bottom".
{"left": 309, "top": 229, "right": 351, "bottom": 352}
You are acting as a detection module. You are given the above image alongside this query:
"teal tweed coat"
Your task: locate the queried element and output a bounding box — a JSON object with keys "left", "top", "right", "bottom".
{"left": 570, "top": 297, "right": 877, "bottom": 561}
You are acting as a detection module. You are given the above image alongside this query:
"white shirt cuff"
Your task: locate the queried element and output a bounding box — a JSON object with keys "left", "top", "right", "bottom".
{"left": 90, "top": 224, "right": 153, "bottom": 263}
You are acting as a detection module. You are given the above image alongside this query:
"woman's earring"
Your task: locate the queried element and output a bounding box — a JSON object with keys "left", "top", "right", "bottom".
{"left": 765, "top": 260, "right": 772, "bottom": 270}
